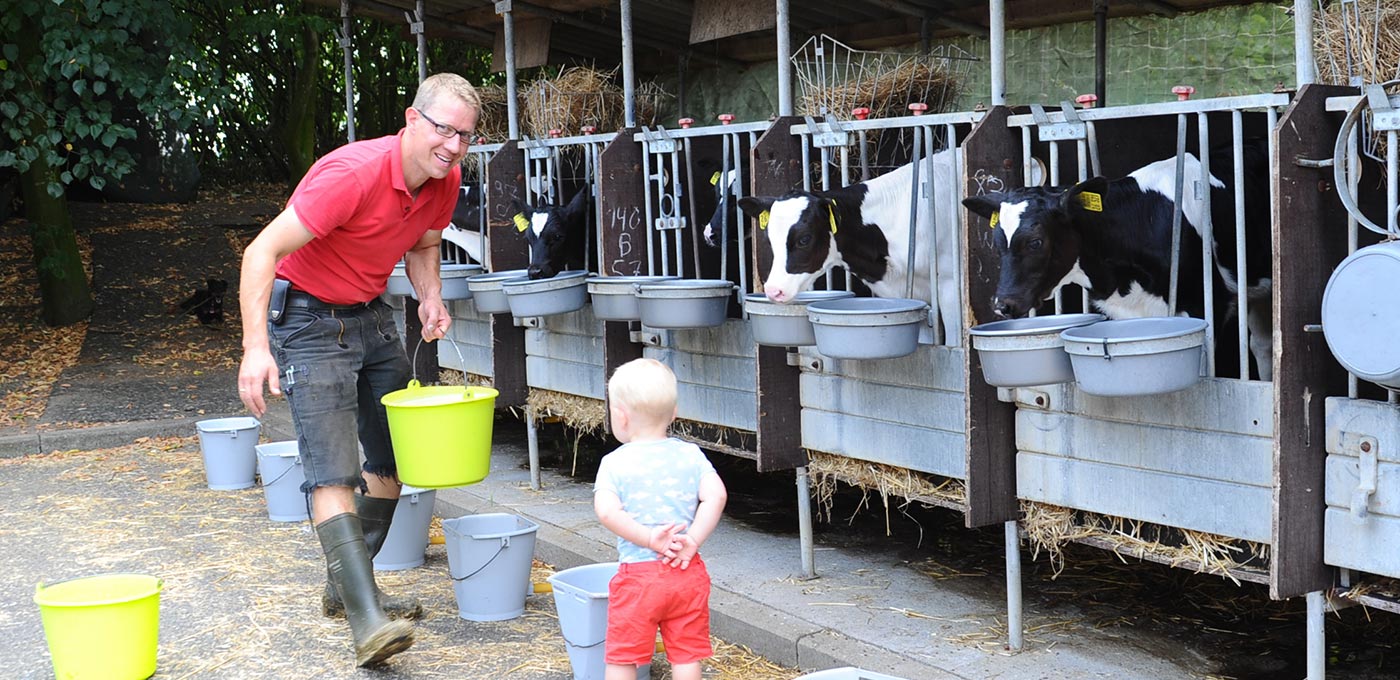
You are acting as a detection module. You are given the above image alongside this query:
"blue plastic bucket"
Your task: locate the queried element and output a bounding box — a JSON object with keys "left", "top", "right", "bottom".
{"left": 194, "top": 417, "right": 260, "bottom": 490}
{"left": 374, "top": 486, "right": 436, "bottom": 571}
{"left": 442, "top": 514, "right": 538, "bottom": 621}
{"left": 547, "top": 562, "right": 651, "bottom": 680}
{"left": 254, "top": 441, "right": 308, "bottom": 522}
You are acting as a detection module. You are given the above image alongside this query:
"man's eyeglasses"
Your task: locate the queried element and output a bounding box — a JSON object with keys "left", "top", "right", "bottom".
{"left": 415, "top": 108, "right": 473, "bottom": 143}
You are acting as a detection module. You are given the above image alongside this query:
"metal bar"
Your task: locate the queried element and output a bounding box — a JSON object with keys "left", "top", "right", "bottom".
{"left": 1232, "top": 110, "right": 1249, "bottom": 379}
{"left": 1006, "top": 94, "right": 1291, "bottom": 126}
{"left": 776, "top": 0, "right": 793, "bottom": 116}
{"left": 1390, "top": 129, "right": 1398, "bottom": 237}
{"left": 1006, "top": 521, "right": 1023, "bottom": 650}
{"left": 1347, "top": 124, "right": 1359, "bottom": 398}
{"left": 339, "top": 0, "right": 356, "bottom": 142}
{"left": 641, "top": 139, "right": 656, "bottom": 275}
{"left": 1050, "top": 141, "right": 1064, "bottom": 314}
{"left": 1021, "top": 126, "right": 1033, "bottom": 185}
{"left": 501, "top": 4, "right": 519, "bottom": 140}
{"left": 526, "top": 406, "right": 541, "bottom": 491}
{"left": 1093, "top": 0, "right": 1107, "bottom": 107}
{"left": 414, "top": 1, "right": 426, "bottom": 82}
{"left": 796, "top": 466, "right": 815, "bottom": 578}
{"left": 989, "top": 0, "right": 1006, "bottom": 106}
{"left": 926, "top": 126, "right": 942, "bottom": 344}
{"left": 684, "top": 138, "right": 701, "bottom": 277}
{"left": 1306, "top": 591, "right": 1324, "bottom": 679}
{"left": 858, "top": 129, "right": 870, "bottom": 181}
{"left": 1086, "top": 121, "right": 1102, "bottom": 177}
{"left": 905, "top": 125, "right": 922, "bottom": 300}
{"left": 672, "top": 147, "right": 687, "bottom": 277}
{"left": 1294, "top": 0, "right": 1316, "bottom": 87}
{"left": 789, "top": 111, "right": 983, "bottom": 135}
{"left": 1198, "top": 113, "right": 1216, "bottom": 377}
{"left": 720, "top": 133, "right": 732, "bottom": 287}
{"left": 622, "top": 0, "right": 636, "bottom": 128}
{"left": 822, "top": 144, "right": 834, "bottom": 290}
{"left": 801, "top": 134, "right": 812, "bottom": 192}
{"left": 1077, "top": 139, "right": 1090, "bottom": 310}
{"left": 1168, "top": 112, "right": 1187, "bottom": 316}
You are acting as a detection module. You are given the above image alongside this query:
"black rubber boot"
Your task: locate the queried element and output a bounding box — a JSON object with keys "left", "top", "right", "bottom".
{"left": 322, "top": 494, "right": 423, "bottom": 620}
{"left": 316, "top": 513, "right": 415, "bottom": 667}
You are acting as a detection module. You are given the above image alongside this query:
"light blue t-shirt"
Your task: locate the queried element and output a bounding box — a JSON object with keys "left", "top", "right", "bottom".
{"left": 594, "top": 437, "right": 717, "bottom": 564}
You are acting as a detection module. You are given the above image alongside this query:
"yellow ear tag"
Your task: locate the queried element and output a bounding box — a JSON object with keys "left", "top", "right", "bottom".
{"left": 758, "top": 211, "right": 770, "bottom": 230}
{"left": 827, "top": 204, "right": 838, "bottom": 234}
{"left": 989, "top": 212, "right": 1000, "bottom": 229}
{"left": 709, "top": 171, "right": 721, "bottom": 186}
{"left": 513, "top": 213, "right": 530, "bottom": 232}
{"left": 1078, "top": 191, "right": 1104, "bottom": 212}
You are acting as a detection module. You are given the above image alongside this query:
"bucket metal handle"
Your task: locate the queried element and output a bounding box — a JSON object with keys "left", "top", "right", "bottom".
{"left": 408, "top": 335, "right": 469, "bottom": 390}
{"left": 260, "top": 456, "right": 302, "bottom": 487}
{"left": 448, "top": 535, "right": 511, "bottom": 583}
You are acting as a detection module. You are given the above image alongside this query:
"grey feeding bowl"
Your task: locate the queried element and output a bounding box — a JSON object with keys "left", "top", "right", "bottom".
{"left": 969, "top": 313, "right": 1105, "bottom": 387}
{"left": 587, "top": 276, "right": 678, "bottom": 322}
{"left": 806, "top": 297, "right": 929, "bottom": 360}
{"left": 465, "top": 269, "right": 529, "bottom": 314}
{"left": 1060, "top": 317, "right": 1208, "bottom": 397}
{"left": 1322, "top": 242, "right": 1400, "bottom": 388}
{"left": 636, "top": 279, "right": 735, "bottom": 329}
{"left": 502, "top": 270, "right": 589, "bottom": 317}
{"left": 440, "top": 263, "right": 485, "bottom": 301}
{"left": 745, "top": 291, "right": 856, "bottom": 347}
{"left": 386, "top": 263, "right": 414, "bottom": 297}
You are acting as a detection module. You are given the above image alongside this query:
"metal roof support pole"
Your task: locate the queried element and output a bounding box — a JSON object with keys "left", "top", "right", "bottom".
{"left": 622, "top": 0, "right": 637, "bottom": 128}
{"left": 339, "top": 0, "right": 357, "bottom": 142}
{"left": 497, "top": 0, "right": 520, "bottom": 140}
{"left": 1294, "top": 0, "right": 1316, "bottom": 87}
{"left": 411, "top": 1, "right": 426, "bottom": 83}
{"left": 1093, "top": 0, "right": 1107, "bottom": 107}
{"left": 776, "top": 0, "right": 793, "bottom": 116}
{"left": 989, "top": 0, "right": 1006, "bottom": 106}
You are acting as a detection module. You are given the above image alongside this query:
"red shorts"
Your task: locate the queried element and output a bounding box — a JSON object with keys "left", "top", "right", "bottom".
{"left": 605, "top": 556, "right": 713, "bottom": 666}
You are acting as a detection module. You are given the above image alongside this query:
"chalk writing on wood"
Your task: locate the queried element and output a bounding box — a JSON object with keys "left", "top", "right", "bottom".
{"left": 610, "top": 205, "right": 644, "bottom": 276}
{"left": 971, "top": 168, "right": 1005, "bottom": 196}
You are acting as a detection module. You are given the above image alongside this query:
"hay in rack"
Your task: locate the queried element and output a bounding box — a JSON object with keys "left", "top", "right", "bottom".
{"left": 473, "top": 84, "right": 512, "bottom": 144}
{"left": 792, "top": 35, "right": 974, "bottom": 120}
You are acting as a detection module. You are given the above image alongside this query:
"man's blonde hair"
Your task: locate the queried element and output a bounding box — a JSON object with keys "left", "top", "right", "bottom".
{"left": 412, "top": 73, "right": 481, "bottom": 119}
{"left": 607, "top": 358, "right": 677, "bottom": 425}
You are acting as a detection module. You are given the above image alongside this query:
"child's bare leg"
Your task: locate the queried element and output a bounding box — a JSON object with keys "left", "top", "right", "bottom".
{"left": 671, "top": 661, "right": 702, "bottom": 680}
{"left": 604, "top": 663, "right": 638, "bottom": 680}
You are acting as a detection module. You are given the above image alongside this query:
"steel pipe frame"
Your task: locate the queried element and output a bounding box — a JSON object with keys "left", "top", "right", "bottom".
{"left": 1006, "top": 93, "right": 1291, "bottom": 126}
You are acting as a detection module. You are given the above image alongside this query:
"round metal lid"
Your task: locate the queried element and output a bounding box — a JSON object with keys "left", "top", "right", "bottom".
{"left": 1323, "top": 243, "right": 1400, "bottom": 381}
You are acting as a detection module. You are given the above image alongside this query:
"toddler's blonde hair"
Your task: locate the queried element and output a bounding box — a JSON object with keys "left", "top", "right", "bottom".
{"left": 607, "top": 358, "right": 677, "bottom": 425}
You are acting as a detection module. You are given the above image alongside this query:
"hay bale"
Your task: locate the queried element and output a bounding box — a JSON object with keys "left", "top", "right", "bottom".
{"left": 473, "top": 84, "right": 512, "bottom": 145}
{"left": 1314, "top": 1, "right": 1400, "bottom": 89}
{"left": 807, "top": 452, "right": 966, "bottom": 534}
{"left": 522, "top": 66, "right": 623, "bottom": 138}
{"left": 800, "top": 58, "right": 964, "bottom": 120}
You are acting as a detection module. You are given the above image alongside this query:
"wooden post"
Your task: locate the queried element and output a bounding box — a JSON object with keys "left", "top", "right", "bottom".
{"left": 1271, "top": 84, "right": 1352, "bottom": 599}
{"left": 598, "top": 129, "right": 646, "bottom": 434}
{"left": 961, "top": 106, "right": 1021, "bottom": 528}
{"left": 752, "top": 117, "right": 806, "bottom": 472}
{"left": 487, "top": 140, "right": 529, "bottom": 407}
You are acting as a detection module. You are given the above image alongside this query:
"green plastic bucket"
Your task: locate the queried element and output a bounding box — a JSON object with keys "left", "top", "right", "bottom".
{"left": 34, "top": 573, "right": 162, "bottom": 680}
{"left": 381, "top": 380, "right": 498, "bottom": 488}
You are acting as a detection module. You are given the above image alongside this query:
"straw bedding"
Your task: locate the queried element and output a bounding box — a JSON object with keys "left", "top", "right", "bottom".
{"left": 807, "top": 452, "right": 966, "bottom": 534}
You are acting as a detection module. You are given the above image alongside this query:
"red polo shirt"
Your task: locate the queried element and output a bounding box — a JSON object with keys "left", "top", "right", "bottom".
{"left": 276, "top": 130, "right": 462, "bottom": 304}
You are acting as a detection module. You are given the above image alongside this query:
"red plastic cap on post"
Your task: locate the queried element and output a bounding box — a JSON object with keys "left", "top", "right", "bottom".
{"left": 548, "top": 128, "right": 562, "bottom": 138}
{"left": 580, "top": 125, "right": 597, "bottom": 135}
{"left": 908, "top": 103, "right": 928, "bottom": 116}
{"left": 1172, "top": 85, "right": 1195, "bottom": 101}
{"left": 1075, "top": 94, "right": 1098, "bottom": 109}
{"left": 851, "top": 107, "right": 871, "bottom": 120}
{"left": 678, "top": 117, "right": 695, "bottom": 129}
{"left": 717, "top": 114, "right": 735, "bottom": 125}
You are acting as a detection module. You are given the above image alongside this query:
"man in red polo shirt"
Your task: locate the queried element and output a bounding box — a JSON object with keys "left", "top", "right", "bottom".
{"left": 236, "top": 73, "right": 479, "bottom": 667}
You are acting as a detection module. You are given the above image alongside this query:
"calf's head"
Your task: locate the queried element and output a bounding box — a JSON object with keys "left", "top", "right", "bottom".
{"left": 451, "top": 184, "right": 483, "bottom": 230}
{"left": 514, "top": 187, "right": 589, "bottom": 280}
{"left": 962, "top": 177, "right": 1104, "bottom": 318}
{"left": 738, "top": 193, "right": 840, "bottom": 303}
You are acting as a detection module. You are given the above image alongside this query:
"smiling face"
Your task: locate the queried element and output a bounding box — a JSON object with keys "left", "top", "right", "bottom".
{"left": 402, "top": 102, "right": 477, "bottom": 190}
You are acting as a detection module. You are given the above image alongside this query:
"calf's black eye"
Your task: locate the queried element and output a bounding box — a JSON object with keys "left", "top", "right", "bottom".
{"left": 1026, "top": 238, "right": 1043, "bottom": 251}
{"left": 796, "top": 234, "right": 813, "bottom": 248}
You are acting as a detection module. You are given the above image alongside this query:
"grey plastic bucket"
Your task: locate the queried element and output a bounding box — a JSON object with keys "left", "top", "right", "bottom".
{"left": 806, "top": 297, "right": 928, "bottom": 360}
{"left": 386, "top": 262, "right": 413, "bottom": 297}
{"left": 587, "top": 276, "right": 677, "bottom": 321}
{"left": 195, "top": 417, "right": 260, "bottom": 490}
{"left": 547, "top": 562, "right": 651, "bottom": 680}
{"left": 636, "top": 279, "right": 735, "bottom": 329}
{"left": 254, "top": 440, "right": 308, "bottom": 522}
{"left": 466, "top": 269, "right": 529, "bottom": 313}
{"left": 440, "top": 263, "right": 485, "bottom": 301}
{"left": 374, "top": 485, "right": 437, "bottom": 571}
{"left": 1060, "top": 317, "right": 1208, "bottom": 397}
{"left": 745, "top": 290, "right": 855, "bottom": 347}
{"left": 442, "top": 514, "right": 539, "bottom": 621}
{"left": 503, "top": 270, "right": 589, "bottom": 317}
{"left": 794, "top": 668, "right": 909, "bottom": 680}
{"left": 968, "top": 313, "right": 1105, "bottom": 387}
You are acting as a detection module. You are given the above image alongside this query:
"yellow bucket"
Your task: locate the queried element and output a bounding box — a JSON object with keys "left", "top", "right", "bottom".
{"left": 35, "top": 573, "right": 162, "bottom": 680}
{"left": 382, "top": 380, "right": 498, "bottom": 488}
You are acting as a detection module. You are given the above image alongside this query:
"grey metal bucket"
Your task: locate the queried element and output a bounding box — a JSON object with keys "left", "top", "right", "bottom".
{"left": 968, "top": 313, "right": 1105, "bottom": 387}
{"left": 440, "top": 263, "right": 485, "bottom": 301}
{"left": 253, "top": 440, "right": 308, "bottom": 522}
{"left": 547, "top": 562, "right": 651, "bottom": 680}
{"left": 1060, "top": 317, "right": 1208, "bottom": 397}
{"left": 503, "top": 270, "right": 589, "bottom": 317}
{"left": 745, "top": 291, "right": 855, "bottom": 347}
{"left": 637, "top": 279, "right": 735, "bottom": 329}
{"left": 374, "top": 486, "right": 437, "bottom": 571}
{"left": 466, "top": 269, "right": 529, "bottom": 314}
{"left": 587, "top": 276, "right": 677, "bottom": 322}
{"left": 806, "top": 297, "right": 928, "bottom": 360}
{"left": 442, "top": 513, "right": 539, "bottom": 621}
{"left": 1322, "top": 241, "right": 1400, "bottom": 388}
{"left": 386, "top": 263, "right": 413, "bottom": 297}
{"left": 194, "top": 417, "right": 260, "bottom": 490}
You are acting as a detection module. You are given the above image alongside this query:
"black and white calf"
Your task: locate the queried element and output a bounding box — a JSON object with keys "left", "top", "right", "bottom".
{"left": 737, "top": 151, "right": 963, "bottom": 344}
{"left": 514, "top": 187, "right": 590, "bottom": 280}
{"left": 961, "top": 141, "right": 1273, "bottom": 380}
{"left": 442, "top": 184, "right": 485, "bottom": 264}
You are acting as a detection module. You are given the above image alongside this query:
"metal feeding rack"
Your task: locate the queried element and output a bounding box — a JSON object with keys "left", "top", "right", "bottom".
{"left": 791, "top": 34, "right": 977, "bottom": 121}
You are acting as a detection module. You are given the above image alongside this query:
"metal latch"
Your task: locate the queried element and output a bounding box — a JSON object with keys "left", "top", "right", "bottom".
{"left": 1366, "top": 83, "right": 1400, "bottom": 132}
{"left": 513, "top": 316, "right": 541, "bottom": 328}
{"left": 640, "top": 126, "right": 677, "bottom": 154}
{"left": 1031, "top": 102, "right": 1088, "bottom": 142}
{"left": 1340, "top": 431, "right": 1379, "bottom": 520}
{"left": 806, "top": 115, "right": 850, "bottom": 149}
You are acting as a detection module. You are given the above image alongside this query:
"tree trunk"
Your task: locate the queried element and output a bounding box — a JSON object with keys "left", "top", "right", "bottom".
{"left": 17, "top": 15, "right": 93, "bottom": 327}
{"left": 282, "top": 22, "right": 321, "bottom": 185}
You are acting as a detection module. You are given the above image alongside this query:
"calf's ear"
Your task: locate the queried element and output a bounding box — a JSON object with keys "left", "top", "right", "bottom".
{"left": 736, "top": 196, "right": 774, "bottom": 219}
{"left": 962, "top": 194, "right": 1003, "bottom": 220}
{"left": 564, "top": 186, "right": 589, "bottom": 220}
{"left": 1061, "top": 177, "right": 1109, "bottom": 212}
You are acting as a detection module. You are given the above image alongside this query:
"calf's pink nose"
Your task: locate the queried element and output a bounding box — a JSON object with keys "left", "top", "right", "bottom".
{"left": 764, "top": 284, "right": 787, "bottom": 302}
